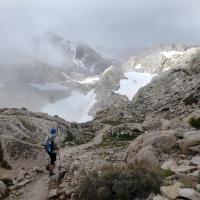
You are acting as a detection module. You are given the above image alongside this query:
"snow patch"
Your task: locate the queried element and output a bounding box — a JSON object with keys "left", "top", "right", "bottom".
{"left": 62, "top": 72, "right": 78, "bottom": 83}
{"left": 135, "top": 64, "right": 143, "bottom": 70}
{"left": 72, "top": 48, "right": 86, "bottom": 69}
{"left": 162, "top": 67, "right": 170, "bottom": 72}
{"left": 79, "top": 77, "right": 100, "bottom": 84}
{"left": 160, "top": 51, "right": 184, "bottom": 58}
{"left": 116, "top": 71, "right": 155, "bottom": 100}
{"left": 62, "top": 72, "right": 99, "bottom": 85}
{"left": 102, "top": 66, "right": 113, "bottom": 75}
{"left": 42, "top": 90, "right": 96, "bottom": 123}
{"left": 31, "top": 82, "right": 67, "bottom": 91}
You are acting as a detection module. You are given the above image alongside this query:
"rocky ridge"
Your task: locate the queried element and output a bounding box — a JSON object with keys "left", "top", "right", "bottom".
{"left": 1, "top": 45, "right": 200, "bottom": 199}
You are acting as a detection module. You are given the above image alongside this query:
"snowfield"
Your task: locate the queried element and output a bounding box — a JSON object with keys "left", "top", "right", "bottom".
{"left": 135, "top": 64, "right": 143, "bottom": 70}
{"left": 115, "top": 71, "right": 155, "bottom": 100}
{"left": 160, "top": 51, "right": 184, "bottom": 58}
{"left": 42, "top": 90, "right": 96, "bottom": 122}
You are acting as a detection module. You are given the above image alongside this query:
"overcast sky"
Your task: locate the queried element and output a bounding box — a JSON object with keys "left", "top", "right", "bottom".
{"left": 0, "top": 0, "right": 200, "bottom": 58}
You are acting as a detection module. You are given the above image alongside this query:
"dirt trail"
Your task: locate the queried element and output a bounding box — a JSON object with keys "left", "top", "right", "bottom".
{"left": 60, "top": 125, "right": 110, "bottom": 159}
{"left": 23, "top": 175, "right": 49, "bottom": 200}
{"left": 8, "top": 125, "right": 110, "bottom": 200}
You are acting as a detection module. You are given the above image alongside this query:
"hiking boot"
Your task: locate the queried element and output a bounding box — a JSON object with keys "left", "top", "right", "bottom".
{"left": 49, "top": 172, "right": 55, "bottom": 177}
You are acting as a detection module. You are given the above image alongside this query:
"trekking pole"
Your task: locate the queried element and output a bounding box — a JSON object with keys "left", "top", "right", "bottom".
{"left": 58, "top": 150, "right": 62, "bottom": 171}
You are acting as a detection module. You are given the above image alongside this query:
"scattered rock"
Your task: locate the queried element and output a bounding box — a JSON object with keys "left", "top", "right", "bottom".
{"left": 189, "top": 170, "right": 200, "bottom": 178}
{"left": 153, "top": 194, "right": 169, "bottom": 200}
{"left": 196, "top": 184, "right": 200, "bottom": 192}
{"left": 179, "top": 188, "right": 200, "bottom": 200}
{"left": 135, "top": 144, "right": 160, "bottom": 165}
{"left": 16, "top": 169, "right": 26, "bottom": 183}
{"left": 171, "top": 165, "right": 197, "bottom": 173}
{"left": 160, "top": 182, "right": 183, "bottom": 200}
{"left": 190, "top": 145, "right": 200, "bottom": 153}
{"left": 71, "top": 192, "right": 78, "bottom": 200}
{"left": 15, "top": 179, "right": 31, "bottom": 188}
{"left": 178, "top": 133, "right": 200, "bottom": 153}
{"left": 30, "top": 166, "right": 44, "bottom": 174}
{"left": 0, "top": 177, "right": 13, "bottom": 187}
{"left": 57, "top": 170, "right": 67, "bottom": 182}
{"left": 175, "top": 173, "right": 197, "bottom": 186}
{"left": 146, "top": 192, "right": 155, "bottom": 200}
{"left": 63, "top": 187, "right": 74, "bottom": 196}
{"left": 0, "top": 181, "right": 6, "bottom": 197}
{"left": 191, "top": 156, "right": 200, "bottom": 166}
{"left": 48, "top": 188, "right": 58, "bottom": 199}
{"left": 161, "top": 159, "right": 177, "bottom": 170}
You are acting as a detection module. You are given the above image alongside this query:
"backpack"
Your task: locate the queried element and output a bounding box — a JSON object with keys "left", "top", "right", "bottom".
{"left": 44, "top": 136, "right": 55, "bottom": 153}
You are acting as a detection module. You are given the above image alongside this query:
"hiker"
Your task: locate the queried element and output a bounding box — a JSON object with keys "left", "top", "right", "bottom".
{"left": 44, "top": 127, "right": 59, "bottom": 177}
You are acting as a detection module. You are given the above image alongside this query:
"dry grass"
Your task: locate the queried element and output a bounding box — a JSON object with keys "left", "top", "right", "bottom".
{"left": 77, "top": 160, "right": 164, "bottom": 200}
{"left": 189, "top": 116, "right": 200, "bottom": 129}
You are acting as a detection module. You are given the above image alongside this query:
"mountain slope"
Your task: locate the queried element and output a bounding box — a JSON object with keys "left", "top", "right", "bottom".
{"left": 1, "top": 46, "right": 200, "bottom": 199}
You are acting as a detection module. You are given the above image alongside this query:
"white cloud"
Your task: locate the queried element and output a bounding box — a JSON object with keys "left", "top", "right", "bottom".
{"left": 0, "top": 0, "right": 200, "bottom": 57}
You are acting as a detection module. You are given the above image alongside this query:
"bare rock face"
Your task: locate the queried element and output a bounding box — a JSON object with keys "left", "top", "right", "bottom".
{"left": 124, "top": 131, "right": 177, "bottom": 163}
{"left": 179, "top": 188, "right": 200, "bottom": 200}
{"left": 160, "top": 182, "right": 183, "bottom": 200}
{"left": 0, "top": 108, "right": 97, "bottom": 145}
{"left": 95, "top": 48, "right": 200, "bottom": 129}
{"left": 177, "top": 131, "right": 200, "bottom": 154}
{"left": 0, "top": 180, "right": 7, "bottom": 199}
{"left": 0, "top": 108, "right": 103, "bottom": 167}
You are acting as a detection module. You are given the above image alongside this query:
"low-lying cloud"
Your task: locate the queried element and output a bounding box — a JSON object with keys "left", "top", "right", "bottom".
{"left": 0, "top": 0, "right": 200, "bottom": 58}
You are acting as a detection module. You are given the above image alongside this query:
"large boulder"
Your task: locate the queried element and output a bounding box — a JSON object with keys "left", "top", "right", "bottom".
{"left": 160, "top": 182, "right": 183, "bottom": 200}
{"left": 125, "top": 131, "right": 177, "bottom": 163}
{"left": 0, "top": 180, "right": 7, "bottom": 199}
{"left": 179, "top": 188, "right": 200, "bottom": 200}
{"left": 178, "top": 131, "right": 200, "bottom": 153}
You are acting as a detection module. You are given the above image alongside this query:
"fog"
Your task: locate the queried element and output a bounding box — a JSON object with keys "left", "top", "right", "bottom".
{"left": 0, "top": 0, "right": 200, "bottom": 121}
{"left": 0, "top": 0, "right": 200, "bottom": 58}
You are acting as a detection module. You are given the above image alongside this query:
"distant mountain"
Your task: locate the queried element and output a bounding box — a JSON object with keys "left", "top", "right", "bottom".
{"left": 0, "top": 31, "right": 121, "bottom": 117}
{"left": 1, "top": 42, "right": 199, "bottom": 123}
{"left": 32, "top": 31, "right": 120, "bottom": 75}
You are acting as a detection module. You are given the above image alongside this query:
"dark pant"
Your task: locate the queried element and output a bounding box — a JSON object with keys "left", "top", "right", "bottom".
{"left": 48, "top": 152, "right": 56, "bottom": 165}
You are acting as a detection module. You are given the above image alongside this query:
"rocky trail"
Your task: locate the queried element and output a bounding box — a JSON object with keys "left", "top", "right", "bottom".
{"left": 60, "top": 124, "right": 110, "bottom": 158}
{"left": 21, "top": 175, "right": 49, "bottom": 200}
{"left": 4, "top": 125, "right": 114, "bottom": 200}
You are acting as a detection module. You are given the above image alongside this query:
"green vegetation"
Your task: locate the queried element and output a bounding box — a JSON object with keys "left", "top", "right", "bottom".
{"left": 160, "top": 169, "right": 174, "bottom": 178}
{"left": 197, "top": 171, "right": 200, "bottom": 184}
{"left": 77, "top": 161, "right": 164, "bottom": 200}
{"left": 0, "top": 142, "right": 3, "bottom": 162}
{"left": 189, "top": 116, "right": 200, "bottom": 129}
{"left": 1, "top": 160, "right": 11, "bottom": 170}
{"left": 61, "top": 131, "right": 89, "bottom": 147}
{"left": 0, "top": 142, "right": 11, "bottom": 169}
{"left": 100, "top": 132, "right": 140, "bottom": 147}
{"left": 61, "top": 131, "right": 76, "bottom": 147}
{"left": 102, "top": 120, "right": 123, "bottom": 126}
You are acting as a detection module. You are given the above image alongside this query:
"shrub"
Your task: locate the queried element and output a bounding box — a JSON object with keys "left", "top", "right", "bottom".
{"left": 77, "top": 161, "right": 164, "bottom": 200}
{"left": 1, "top": 160, "right": 12, "bottom": 170}
{"left": 160, "top": 169, "right": 174, "bottom": 178}
{"left": 0, "top": 142, "right": 3, "bottom": 162}
{"left": 101, "top": 132, "right": 140, "bottom": 147}
{"left": 102, "top": 120, "right": 122, "bottom": 126}
{"left": 189, "top": 117, "right": 200, "bottom": 129}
